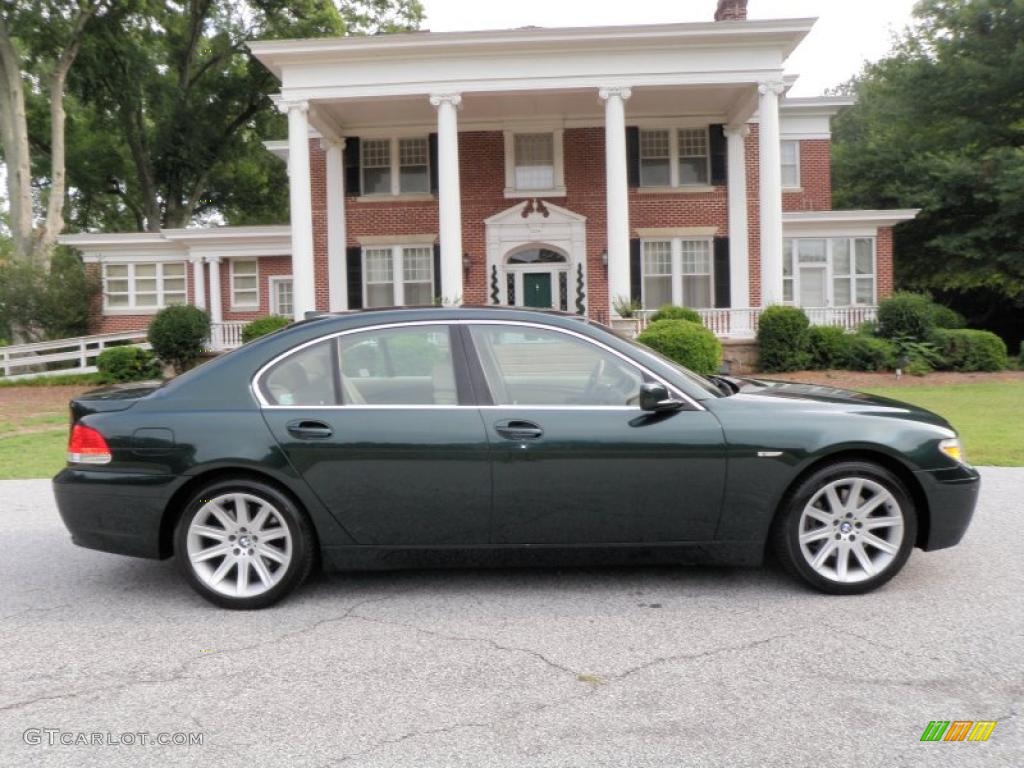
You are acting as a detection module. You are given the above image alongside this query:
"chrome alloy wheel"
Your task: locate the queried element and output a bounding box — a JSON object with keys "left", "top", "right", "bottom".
{"left": 797, "top": 477, "right": 905, "bottom": 584}
{"left": 186, "top": 492, "right": 293, "bottom": 598}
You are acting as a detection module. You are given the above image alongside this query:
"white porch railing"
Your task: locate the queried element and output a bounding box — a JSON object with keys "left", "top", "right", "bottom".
{"left": 635, "top": 306, "right": 878, "bottom": 338}
{"left": 0, "top": 331, "right": 150, "bottom": 380}
{"left": 208, "top": 321, "right": 246, "bottom": 351}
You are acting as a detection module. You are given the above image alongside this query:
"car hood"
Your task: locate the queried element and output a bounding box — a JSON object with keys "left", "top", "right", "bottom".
{"left": 722, "top": 377, "right": 954, "bottom": 430}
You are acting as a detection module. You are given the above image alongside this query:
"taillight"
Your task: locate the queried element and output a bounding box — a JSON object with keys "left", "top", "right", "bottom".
{"left": 67, "top": 424, "right": 112, "bottom": 465}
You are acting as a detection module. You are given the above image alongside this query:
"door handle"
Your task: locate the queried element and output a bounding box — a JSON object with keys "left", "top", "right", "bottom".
{"left": 494, "top": 419, "right": 544, "bottom": 441}
{"left": 286, "top": 420, "right": 333, "bottom": 439}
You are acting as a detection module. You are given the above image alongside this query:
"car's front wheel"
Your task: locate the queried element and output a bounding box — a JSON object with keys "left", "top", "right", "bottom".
{"left": 772, "top": 461, "right": 917, "bottom": 595}
{"left": 174, "top": 478, "right": 314, "bottom": 609}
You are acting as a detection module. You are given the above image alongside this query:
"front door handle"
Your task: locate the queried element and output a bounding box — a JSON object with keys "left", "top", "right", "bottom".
{"left": 286, "top": 419, "right": 333, "bottom": 440}
{"left": 494, "top": 419, "right": 544, "bottom": 441}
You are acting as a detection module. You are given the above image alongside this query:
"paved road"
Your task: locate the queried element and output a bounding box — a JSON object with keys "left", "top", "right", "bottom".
{"left": 1, "top": 470, "right": 1021, "bottom": 768}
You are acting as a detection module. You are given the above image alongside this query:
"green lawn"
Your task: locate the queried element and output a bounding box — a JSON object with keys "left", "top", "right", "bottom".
{"left": 0, "top": 429, "right": 67, "bottom": 480}
{"left": 862, "top": 382, "right": 1024, "bottom": 466}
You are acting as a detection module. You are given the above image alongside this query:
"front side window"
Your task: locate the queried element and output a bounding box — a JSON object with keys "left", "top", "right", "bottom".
{"left": 680, "top": 240, "right": 713, "bottom": 308}
{"left": 363, "top": 245, "right": 436, "bottom": 308}
{"left": 102, "top": 262, "right": 187, "bottom": 311}
{"left": 639, "top": 130, "right": 671, "bottom": 187}
{"left": 231, "top": 259, "right": 259, "bottom": 308}
{"left": 640, "top": 239, "right": 714, "bottom": 309}
{"left": 638, "top": 127, "right": 709, "bottom": 188}
{"left": 781, "top": 140, "right": 800, "bottom": 188}
{"left": 339, "top": 325, "right": 456, "bottom": 405}
{"left": 642, "top": 241, "right": 673, "bottom": 310}
{"left": 470, "top": 325, "right": 643, "bottom": 407}
{"left": 513, "top": 133, "right": 555, "bottom": 190}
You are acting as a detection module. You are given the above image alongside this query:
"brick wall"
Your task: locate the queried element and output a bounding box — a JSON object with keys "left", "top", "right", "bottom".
{"left": 877, "top": 227, "right": 894, "bottom": 300}
{"left": 783, "top": 139, "right": 832, "bottom": 211}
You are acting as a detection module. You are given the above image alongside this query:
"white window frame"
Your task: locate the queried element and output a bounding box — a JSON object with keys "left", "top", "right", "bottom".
{"left": 269, "top": 275, "right": 294, "bottom": 318}
{"left": 782, "top": 237, "right": 876, "bottom": 308}
{"left": 101, "top": 261, "right": 188, "bottom": 313}
{"left": 360, "top": 135, "right": 432, "bottom": 198}
{"left": 361, "top": 244, "right": 436, "bottom": 307}
{"left": 781, "top": 140, "right": 801, "bottom": 189}
{"left": 503, "top": 128, "right": 566, "bottom": 198}
{"left": 230, "top": 258, "right": 260, "bottom": 310}
{"left": 639, "top": 238, "right": 715, "bottom": 309}
{"left": 637, "top": 125, "right": 712, "bottom": 189}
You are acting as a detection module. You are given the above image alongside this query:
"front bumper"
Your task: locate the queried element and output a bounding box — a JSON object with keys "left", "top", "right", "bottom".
{"left": 914, "top": 464, "right": 981, "bottom": 551}
{"left": 52, "top": 468, "right": 179, "bottom": 559}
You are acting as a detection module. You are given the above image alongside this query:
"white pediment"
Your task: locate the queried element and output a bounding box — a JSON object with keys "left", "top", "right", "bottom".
{"left": 484, "top": 200, "right": 587, "bottom": 227}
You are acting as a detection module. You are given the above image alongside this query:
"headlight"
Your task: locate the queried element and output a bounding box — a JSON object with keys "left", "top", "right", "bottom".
{"left": 939, "top": 437, "right": 966, "bottom": 464}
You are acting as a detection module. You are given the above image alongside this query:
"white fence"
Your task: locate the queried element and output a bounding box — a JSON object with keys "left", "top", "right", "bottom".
{"left": 636, "top": 306, "right": 878, "bottom": 338}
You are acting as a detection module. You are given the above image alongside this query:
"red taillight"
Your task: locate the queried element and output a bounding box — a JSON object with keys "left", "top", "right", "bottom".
{"left": 67, "top": 424, "right": 112, "bottom": 465}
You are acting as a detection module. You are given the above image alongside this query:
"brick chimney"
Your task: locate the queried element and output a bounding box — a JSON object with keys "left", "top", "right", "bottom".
{"left": 714, "top": 0, "right": 748, "bottom": 21}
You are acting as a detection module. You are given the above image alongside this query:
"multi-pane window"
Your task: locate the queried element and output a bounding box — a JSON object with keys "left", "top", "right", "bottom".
{"left": 639, "top": 127, "right": 710, "bottom": 187}
{"left": 513, "top": 133, "right": 555, "bottom": 190}
{"left": 781, "top": 140, "right": 800, "bottom": 188}
{"left": 640, "top": 239, "right": 714, "bottom": 309}
{"left": 231, "top": 259, "right": 259, "bottom": 308}
{"left": 102, "top": 262, "right": 186, "bottom": 311}
{"left": 361, "top": 137, "right": 431, "bottom": 196}
{"left": 271, "top": 277, "right": 294, "bottom": 318}
{"left": 363, "top": 245, "right": 435, "bottom": 308}
{"left": 783, "top": 237, "right": 876, "bottom": 307}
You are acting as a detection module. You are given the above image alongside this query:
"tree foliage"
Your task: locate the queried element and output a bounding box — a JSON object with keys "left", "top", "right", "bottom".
{"left": 831, "top": 0, "right": 1024, "bottom": 345}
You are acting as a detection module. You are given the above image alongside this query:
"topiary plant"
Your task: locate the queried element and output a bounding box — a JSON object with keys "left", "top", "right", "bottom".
{"left": 650, "top": 305, "right": 702, "bottom": 324}
{"left": 241, "top": 315, "right": 292, "bottom": 344}
{"left": 635, "top": 319, "right": 722, "bottom": 375}
{"left": 96, "top": 345, "right": 162, "bottom": 382}
{"left": 876, "top": 292, "right": 938, "bottom": 340}
{"left": 147, "top": 305, "right": 211, "bottom": 374}
{"left": 757, "top": 305, "right": 811, "bottom": 372}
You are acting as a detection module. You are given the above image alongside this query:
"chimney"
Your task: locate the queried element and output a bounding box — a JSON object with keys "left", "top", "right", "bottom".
{"left": 714, "top": 0, "right": 748, "bottom": 21}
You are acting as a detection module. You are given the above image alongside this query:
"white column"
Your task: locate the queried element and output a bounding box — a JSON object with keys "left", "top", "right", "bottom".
{"left": 280, "top": 99, "right": 316, "bottom": 320}
{"left": 430, "top": 93, "right": 463, "bottom": 304}
{"left": 190, "top": 256, "right": 206, "bottom": 311}
{"left": 599, "top": 87, "right": 632, "bottom": 315}
{"left": 206, "top": 257, "right": 222, "bottom": 323}
{"left": 758, "top": 80, "right": 785, "bottom": 306}
{"left": 725, "top": 124, "right": 751, "bottom": 315}
{"left": 323, "top": 138, "right": 347, "bottom": 312}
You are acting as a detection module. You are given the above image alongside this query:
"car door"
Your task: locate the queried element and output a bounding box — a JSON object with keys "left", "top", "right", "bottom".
{"left": 466, "top": 322, "right": 726, "bottom": 544}
{"left": 258, "top": 323, "right": 491, "bottom": 545}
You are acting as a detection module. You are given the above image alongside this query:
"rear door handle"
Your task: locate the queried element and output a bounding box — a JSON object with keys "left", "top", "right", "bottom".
{"left": 286, "top": 420, "right": 333, "bottom": 440}
{"left": 494, "top": 419, "right": 544, "bottom": 441}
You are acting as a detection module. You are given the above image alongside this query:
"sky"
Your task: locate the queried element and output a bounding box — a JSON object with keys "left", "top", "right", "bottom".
{"left": 419, "top": 0, "right": 920, "bottom": 96}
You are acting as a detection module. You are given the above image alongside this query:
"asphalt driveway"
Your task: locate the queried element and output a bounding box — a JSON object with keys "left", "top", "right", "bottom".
{"left": 1, "top": 469, "right": 1021, "bottom": 767}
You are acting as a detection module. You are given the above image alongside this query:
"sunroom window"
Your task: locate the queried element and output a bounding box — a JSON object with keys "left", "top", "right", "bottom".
{"left": 230, "top": 259, "right": 259, "bottom": 308}
{"left": 783, "top": 237, "right": 876, "bottom": 307}
{"left": 102, "top": 262, "right": 186, "bottom": 311}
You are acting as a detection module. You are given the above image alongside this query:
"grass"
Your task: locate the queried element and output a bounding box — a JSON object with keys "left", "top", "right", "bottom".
{"left": 862, "top": 381, "right": 1024, "bottom": 466}
{"left": 0, "top": 372, "right": 106, "bottom": 387}
{"left": 0, "top": 429, "right": 67, "bottom": 480}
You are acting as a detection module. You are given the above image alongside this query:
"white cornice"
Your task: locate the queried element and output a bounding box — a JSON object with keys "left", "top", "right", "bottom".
{"left": 60, "top": 226, "right": 294, "bottom": 261}
{"left": 783, "top": 210, "right": 920, "bottom": 227}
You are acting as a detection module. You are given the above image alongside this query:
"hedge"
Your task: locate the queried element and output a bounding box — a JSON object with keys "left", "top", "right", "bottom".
{"left": 876, "top": 292, "right": 938, "bottom": 340}
{"left": 806, "top": 326, "right": 849, "bottom": 370}
{"left": 148, "top": 305, "right": 210, "bottom": 374}
{"left": 650, "top": 305, "right": 702, "bottom": 325}
{"left": 636, "top": 319, "right": 722, "bottom": 375}
{"left": 242, "top": 315, "right": 292, "bottom": 344}
{"left": 930, "top": 328, "right": 1008, "bottom": 372}
{"left": 96, "top": 346, "right": 162, "bottom": 382}
{"left": 757, "top": 306, "right": 811, "bottom": 372}
{"left": 841, "top": 335, "right": 897, "bottom": 372}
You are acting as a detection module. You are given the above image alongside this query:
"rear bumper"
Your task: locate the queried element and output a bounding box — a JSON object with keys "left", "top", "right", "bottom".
{"left": 915, "top": 464, "right": 981, "bottom": 551}
{"left": 52, "top": 468, "right": 179, "bottom": 559}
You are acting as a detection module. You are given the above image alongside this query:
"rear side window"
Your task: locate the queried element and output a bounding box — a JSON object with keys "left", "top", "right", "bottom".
{"left": 338, "top": 325, "right": 457, "bottom": 405}
{"left": 261, "top": 340, "right": 337, "bottom": 406}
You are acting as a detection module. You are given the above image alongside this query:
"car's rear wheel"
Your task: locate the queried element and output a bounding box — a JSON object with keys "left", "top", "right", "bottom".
{"left": 772, "top": 461, "right": 917, "bottom": 595}
{"left": 174, "top": 478, "right": 314, "bottom": 609}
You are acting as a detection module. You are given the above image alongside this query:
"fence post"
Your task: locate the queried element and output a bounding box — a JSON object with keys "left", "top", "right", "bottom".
{"left": 79, "top": 340, "right": 88, "bottom": 369}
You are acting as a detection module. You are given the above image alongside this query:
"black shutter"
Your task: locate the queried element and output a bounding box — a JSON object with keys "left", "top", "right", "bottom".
{"left": 629, "top": 238, "right": 642, "bottom": 305}
{"left": 710, "top": 124, "right": 727, "bottom": 186}
{"left": 433, "top": 244, "right": 442, "bottom": 303}
{"left": 714, "top": 237, "right": 731, "bottom": 308}
{"left": 428, "top": 133, "right": 439, "bottom": 194}
{"left": 626, "top": 126, "right": 640, "bottom": 188}
{"left": 344, "top": 137, "right": 361, "bottom": 196}
{"left": 346, "top": 246, "right": 363, "bottom": 309}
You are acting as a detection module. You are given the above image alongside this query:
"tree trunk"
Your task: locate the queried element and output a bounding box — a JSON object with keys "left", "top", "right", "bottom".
{"left": 0, "top": 17, "right": 34, "bottom": 264}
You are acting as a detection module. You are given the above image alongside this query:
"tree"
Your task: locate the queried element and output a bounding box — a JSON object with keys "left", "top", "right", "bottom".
{"left": 831, "top": 0, "right": 1024, "bottom": 345}
{"left": 0, "top": 0, "right": 107, "bottom": 271}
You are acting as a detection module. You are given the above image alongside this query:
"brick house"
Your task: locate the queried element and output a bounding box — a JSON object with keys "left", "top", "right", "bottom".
{"left": 61, "top": 1, "right": 917, "bottom": 348}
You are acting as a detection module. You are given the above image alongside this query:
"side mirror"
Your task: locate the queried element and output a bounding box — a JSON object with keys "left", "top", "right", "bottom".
{"left": 639, "top": 382, "right": 683, "bottom": 412}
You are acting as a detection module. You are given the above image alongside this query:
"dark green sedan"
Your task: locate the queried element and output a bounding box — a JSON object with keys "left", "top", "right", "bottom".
{"left": 53, "top": 308, "right": 980, "bottom": 609}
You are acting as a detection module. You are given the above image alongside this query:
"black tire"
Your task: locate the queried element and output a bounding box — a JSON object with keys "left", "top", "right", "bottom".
{"left": 174, "top": 477, "right": 315, "bottom": 609}
{"left": 771, "top": 460, "right": 917, "bottom": 595}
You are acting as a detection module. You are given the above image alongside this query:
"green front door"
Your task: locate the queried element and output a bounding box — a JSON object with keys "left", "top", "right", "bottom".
{"left": 523, "top": 272, "right": 552, "bottom": 308}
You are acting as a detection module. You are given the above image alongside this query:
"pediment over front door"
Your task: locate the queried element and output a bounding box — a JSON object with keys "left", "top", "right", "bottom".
{"left": 485, "top": 200, "right": 589, "bottom": 313}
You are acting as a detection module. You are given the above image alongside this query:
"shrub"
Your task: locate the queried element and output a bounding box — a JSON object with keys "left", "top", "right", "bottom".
{"left": 148, "top": 305, "right": 210, "bottom": 373}
{"left": 757, "top": 305, "right": 811, "bottom": 372}
{"left": 876, "top": 292, "right": 939, "bottom": 340}
{"left": 929, "top": 303, "right": 965, "bottom": 330}
{"left": 96, "top": 346, "right": 161, "bottom": 382}
{"left": 636, "top": 319, "right": 722, "bottom": 375}
{"left": 806, "top": 326, "right": 849, "bottom": 370}
{"left": 241, "top": 315, "right": 292, "bottom": 344}
{"left": 839, "top": 335, "right": 897, "bottom": 372}
{"left": 930, "top": 328, "right": 1008, "bottom": 372}
{"left": 650, "top": 305, "right": 702, "bottom": 324}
